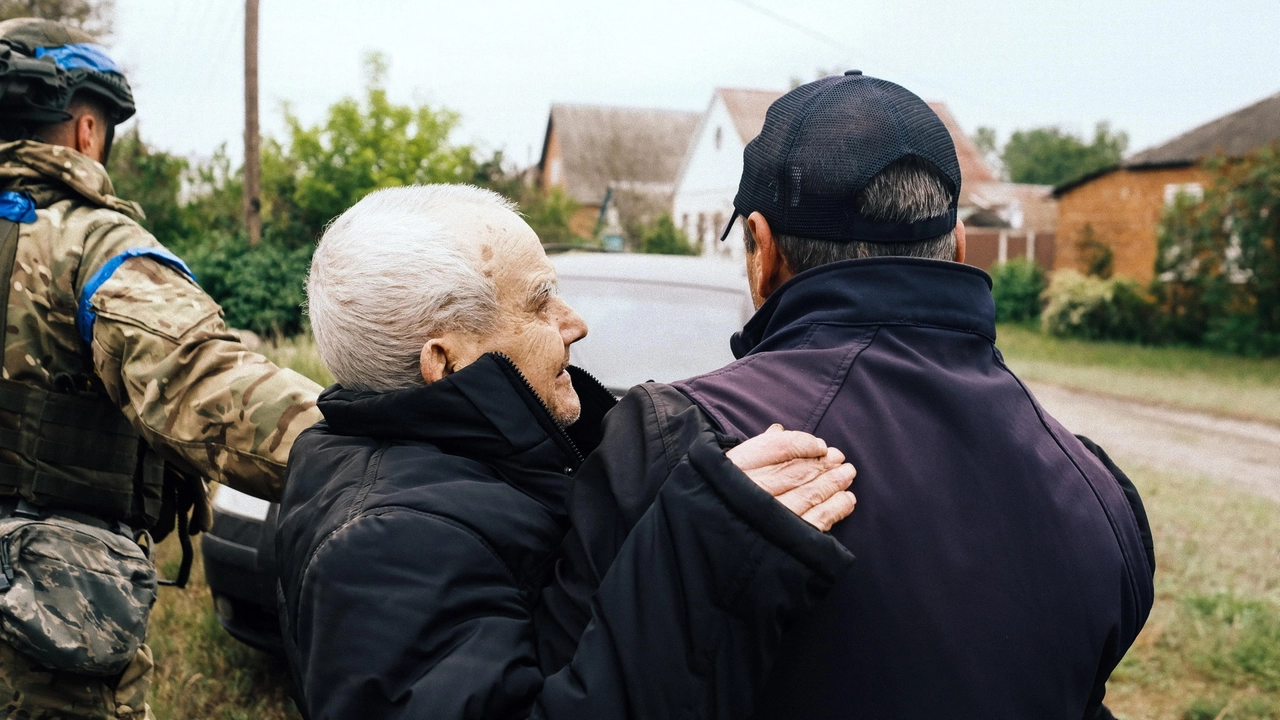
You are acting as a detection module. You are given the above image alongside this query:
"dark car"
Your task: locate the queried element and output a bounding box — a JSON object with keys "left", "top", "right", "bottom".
{"left": 201, "top": 253, "right": 753, "bottom": 651}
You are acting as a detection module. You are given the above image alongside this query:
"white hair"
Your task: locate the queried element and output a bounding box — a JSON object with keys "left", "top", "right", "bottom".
{"left": 307, "top": 184, "right": 514, "bottom": 392}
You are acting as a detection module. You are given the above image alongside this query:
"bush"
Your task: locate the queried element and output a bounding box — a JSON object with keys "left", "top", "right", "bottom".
{"left": 516, "top": 186, "right": 585, "bottom": 247}
{"left": 637, "top": 213, "right": 697, "bottom": 255}
{"left": 990, "top": 258, "right": 1047, "bottom": 322}
{"left": 1155, "top": 145, "right": 1280, "bottom": 356}
{"left": 1040, "top": 270, "right": 1158, "bottom": 342}
{"left": 180, "top": 233, "right": 313, "bottom": 337}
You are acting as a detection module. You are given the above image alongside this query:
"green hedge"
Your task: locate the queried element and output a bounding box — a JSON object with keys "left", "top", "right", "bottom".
{"left": 990, "top": 258, "right": 1047, "bottom": 322}
{"left": 178, "top": 234, "right": 313, "bottom": 338}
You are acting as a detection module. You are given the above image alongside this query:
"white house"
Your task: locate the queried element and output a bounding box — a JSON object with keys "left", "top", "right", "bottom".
{"left": 672, "top": 88, "right": 782, "bottom": 261}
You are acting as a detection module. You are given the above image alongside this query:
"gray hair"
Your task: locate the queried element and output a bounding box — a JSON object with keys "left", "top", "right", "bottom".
{"left": 744, "top": 156, "right": 957, "bottom": 274}
{"left": 307, "top": 184, "right": 512, "bottom": 392}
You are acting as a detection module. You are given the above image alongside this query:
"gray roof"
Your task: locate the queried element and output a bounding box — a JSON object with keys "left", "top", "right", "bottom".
{"left": 543, "top": 104, "right": 701, "bottom": 205}
{"left": 1125, "top": 91, "right": 1280, "bottom": 168}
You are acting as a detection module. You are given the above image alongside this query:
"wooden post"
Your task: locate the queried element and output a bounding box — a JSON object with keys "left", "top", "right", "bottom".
{"left": 243, "top": 0, "right": 261, "bottom": 246}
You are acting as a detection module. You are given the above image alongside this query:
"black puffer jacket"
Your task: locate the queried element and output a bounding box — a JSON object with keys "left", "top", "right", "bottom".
{"left": 276, "top": 353, "right": 854, "bottom": 720}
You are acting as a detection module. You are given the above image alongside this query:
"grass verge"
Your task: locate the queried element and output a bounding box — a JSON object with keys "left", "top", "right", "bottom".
{"left": 1105, "top": 463, "right": 1280, "bottom": 719}
{"left": 995, "top": 324, "right": 1280, "bottom": 425}
{"left": 148, "top": 537, "right": 300, "bottom": 720}
{"left": 262, "top": 334, "right": 333, "bottom": 387}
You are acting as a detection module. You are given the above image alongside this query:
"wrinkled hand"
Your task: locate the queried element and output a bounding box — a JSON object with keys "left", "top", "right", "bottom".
{"left": 726, "top": 424, "right": 856, "bottom": 532}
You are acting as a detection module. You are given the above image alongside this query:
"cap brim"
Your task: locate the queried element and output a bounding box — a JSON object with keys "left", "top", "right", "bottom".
{"left": 718, "top": 210, "right": 741, "bottom": 242}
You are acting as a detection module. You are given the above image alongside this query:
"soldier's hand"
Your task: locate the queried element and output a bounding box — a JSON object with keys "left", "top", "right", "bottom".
{"left": 726, "top": 424, "right": 857, "bottom": 532}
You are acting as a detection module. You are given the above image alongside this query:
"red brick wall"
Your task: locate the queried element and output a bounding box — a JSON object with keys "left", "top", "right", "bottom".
{"left": 1055, "top": 166, "right": 1210, "bottom": 283}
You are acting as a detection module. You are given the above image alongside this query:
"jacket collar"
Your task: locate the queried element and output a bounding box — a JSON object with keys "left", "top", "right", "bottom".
{"left": 731, "top": 257, "right": 996, "bottom": 358}
{"left": 318, "top": 353, "right": 614, "bottom": 473}
{"left": 0, "top": 140, "right": 144, "bottom": 220}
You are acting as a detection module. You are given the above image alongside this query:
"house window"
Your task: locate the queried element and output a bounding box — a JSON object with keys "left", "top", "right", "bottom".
{"left": 714, "top": 126, "right": 723, "bottom": 150}
{"left": 681, "top": 213, "right": 690, "bottom": 235}
{"left": 1163, "top": 182, "right": 1203, "bottom": 206}
{"left": 696, "top": 213, "right": 707, "bottom": 245}
{"left": 549, "top": 158, "right": 563, "bottom": 185}
{"left": 712, "top": 212, "right": 724, "bottom": 243}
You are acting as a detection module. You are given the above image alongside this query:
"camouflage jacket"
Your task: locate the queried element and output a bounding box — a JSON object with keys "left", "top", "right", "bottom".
{"left": 0, "top": 140, "right": 321, "bottom": 502}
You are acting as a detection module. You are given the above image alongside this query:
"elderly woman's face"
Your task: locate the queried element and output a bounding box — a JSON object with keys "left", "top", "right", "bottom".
{"left": 473, "top": 210, "right": 588, "bottom": 425}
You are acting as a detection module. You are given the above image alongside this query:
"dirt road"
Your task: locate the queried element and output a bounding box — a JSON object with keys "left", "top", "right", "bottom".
{"left": 1027, "top": 382, "right": 1280, "bottom": 504}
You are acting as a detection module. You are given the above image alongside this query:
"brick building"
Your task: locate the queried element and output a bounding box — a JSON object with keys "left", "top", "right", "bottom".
{"left": 1054, "top": 92, "right": 1280, "bottom": 282}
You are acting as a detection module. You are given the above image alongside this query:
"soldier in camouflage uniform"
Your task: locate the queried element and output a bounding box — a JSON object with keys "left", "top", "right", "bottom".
{"left": 0, "top": 18, "right": 322, "bottom": 719}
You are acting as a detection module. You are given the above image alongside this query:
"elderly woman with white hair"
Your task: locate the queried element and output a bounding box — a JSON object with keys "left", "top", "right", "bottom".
{"left": 275, "top": 184, "right": 857, "bottom": 720}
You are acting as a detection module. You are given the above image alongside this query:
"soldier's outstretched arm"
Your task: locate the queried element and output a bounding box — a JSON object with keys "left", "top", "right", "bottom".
{"left": 76, "top": 226, "right": 322, "bottom": 502}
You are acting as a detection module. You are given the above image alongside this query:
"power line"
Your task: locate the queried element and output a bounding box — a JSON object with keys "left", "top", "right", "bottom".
{"left": 726, "top": 0, "right": 857, "bottom": 58}
{"left": 725, "top": 0, "right": 980, "bottom": 111}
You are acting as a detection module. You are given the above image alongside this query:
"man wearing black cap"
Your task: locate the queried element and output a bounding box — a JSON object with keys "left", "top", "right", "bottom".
{"left": 541, "top": 73, "right": 1155, "bottom": 719}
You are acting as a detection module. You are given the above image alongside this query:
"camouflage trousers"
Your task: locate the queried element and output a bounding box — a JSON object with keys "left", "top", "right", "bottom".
{"left": 0, "top": 641, "right": 153, "bottom": 720}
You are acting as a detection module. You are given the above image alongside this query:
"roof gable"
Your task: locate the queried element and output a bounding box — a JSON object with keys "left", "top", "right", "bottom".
{"left": 1125, "top": 91, "right": 1280, "bottom": 168}
{"left": 545, "top": 104, "right": 701, "bottom": 205}
{"left": 716, "top": 88, "right": 785, "bottom": 144}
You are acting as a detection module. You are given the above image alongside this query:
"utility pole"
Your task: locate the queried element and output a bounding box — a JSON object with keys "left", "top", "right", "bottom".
{"left": 243, "top": 0, "right": 261, "bottom": 245}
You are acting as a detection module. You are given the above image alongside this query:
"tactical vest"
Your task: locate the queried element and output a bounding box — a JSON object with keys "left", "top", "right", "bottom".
{"left": 0, "top": 218, "right": 164, "bottom": 529}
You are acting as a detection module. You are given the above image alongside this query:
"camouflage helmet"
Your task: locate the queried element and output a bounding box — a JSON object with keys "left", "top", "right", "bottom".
{"left": 0, "top": 18, "right": 134, "bottom": 141}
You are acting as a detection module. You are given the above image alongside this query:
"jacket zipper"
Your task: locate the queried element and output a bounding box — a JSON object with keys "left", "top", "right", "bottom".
{"left": 491, "top": 353, "right": 585, "bottom": 468}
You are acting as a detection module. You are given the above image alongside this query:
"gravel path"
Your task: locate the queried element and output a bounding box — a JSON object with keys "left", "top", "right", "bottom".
{"left": 1027, "top": 382, "right": 1280, "bottom": 504}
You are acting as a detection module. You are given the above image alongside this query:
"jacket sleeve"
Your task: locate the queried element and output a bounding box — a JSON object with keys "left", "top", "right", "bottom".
{"left": 535, "top": 384, "right": 856, "bottom": 720}
{"left": 534, "top": 430, "right": 854, "bottom": 720}
{"left": 1075, "top": 434, "right": 1154, "bottom": 720}
{"left": 80, "top": 225, "right": 321, "bottom": 501}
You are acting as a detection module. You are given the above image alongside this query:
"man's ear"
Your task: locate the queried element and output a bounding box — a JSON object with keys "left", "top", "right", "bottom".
{"left": 746, "top": 212, "right": 793, "bottom": 302}
{"left": 74, "top": 113, "right": 102, "bottom": 163}
{"left": 954, "top": 220, "right": 967, "bottom": 264}
{"left": 420, "top": 339, "right": 451, "bottom": 384}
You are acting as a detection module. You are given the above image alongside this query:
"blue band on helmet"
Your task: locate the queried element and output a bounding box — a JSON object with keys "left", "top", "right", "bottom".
{"left": 77, "top": 247, "right": 198, "bottom": 346}
{"left": 35, "top": 43, "right": 121, "bottom": 74}
{"left": 0, "top": 191, "right": 37, "bottom": 224}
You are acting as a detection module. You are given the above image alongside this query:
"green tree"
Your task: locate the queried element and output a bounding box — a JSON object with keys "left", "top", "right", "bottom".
{"left": 1002, "top": 122, "right": 1128, "bottom": 186}
{"left": 106, "top": 127, "right": 188, "bottom": 247}
{"left": 262, "top": 51, "right": 478, "bottom": 244}
{"left": 972, "top": 126, "right": 1002, "bottom": 176}
{"left": 1155, "top": 145, "right": 1280, "bottom": 355}
{"left": 0, "top": 0, "right": 113, "bottom": 36}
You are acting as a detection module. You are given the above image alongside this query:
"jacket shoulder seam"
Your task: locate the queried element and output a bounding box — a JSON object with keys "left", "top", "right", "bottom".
{"left": 803, "top": 326, "right": 879, "bottom": 432}
{"left": 638, "top": 383, "right": 680, "bottom": 476}
{"left": 347, "top": 444, "right": 386, "bottom": 522}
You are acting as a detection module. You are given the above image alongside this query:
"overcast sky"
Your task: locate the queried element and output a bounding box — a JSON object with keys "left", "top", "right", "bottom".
{"left": 108, "top": 0, "right": 1280, "bottom": 169}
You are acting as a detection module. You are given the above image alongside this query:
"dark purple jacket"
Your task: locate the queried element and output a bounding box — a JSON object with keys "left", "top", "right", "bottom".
{"left": 671, "top": 257, "right": 1154, "bottom": 719}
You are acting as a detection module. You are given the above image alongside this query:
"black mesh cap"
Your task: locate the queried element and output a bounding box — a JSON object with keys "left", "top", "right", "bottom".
{"left": 723, "top": 72, "right": 961, "bottom": 244}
